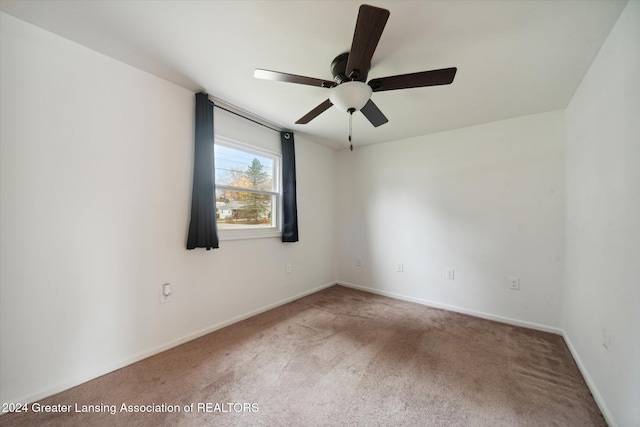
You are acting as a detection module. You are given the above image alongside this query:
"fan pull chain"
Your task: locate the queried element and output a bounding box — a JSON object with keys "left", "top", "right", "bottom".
{"left": 348, "top": 108, "right": 355, "bottom": 151}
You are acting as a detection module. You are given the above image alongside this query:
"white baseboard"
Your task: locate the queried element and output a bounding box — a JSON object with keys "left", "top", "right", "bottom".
{"left": 337, "top": 282, "right": 563, "bottom": 335}
{"left": 4, "top": 281, "right": 337, "bottom": 408}
{"left": 563, "top": 333, "right": 617, "bottom": 427}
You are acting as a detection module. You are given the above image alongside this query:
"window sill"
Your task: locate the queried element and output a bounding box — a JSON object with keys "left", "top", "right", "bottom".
{"left": 217, "top": 228, "right": 281, "bottom": 241}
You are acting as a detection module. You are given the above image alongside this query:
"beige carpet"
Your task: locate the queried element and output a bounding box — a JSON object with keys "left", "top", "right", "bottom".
{"left": 1, "top": 285, "right": 605, "bottom": 426}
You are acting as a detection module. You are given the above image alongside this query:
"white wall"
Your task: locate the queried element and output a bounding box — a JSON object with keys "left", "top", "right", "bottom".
{"left": 0, "top": 12, "right": 337, "bottom": 405}
{"left": 336, "top": 110, "right": 566, "bottom": 331}
{"left": 564, "top": 2, "right": 640, "bottom": 426}
{"left": 2, "top": 3, "right": 638, "bottom": 422}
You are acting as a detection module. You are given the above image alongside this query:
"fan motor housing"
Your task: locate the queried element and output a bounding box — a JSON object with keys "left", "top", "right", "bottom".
{"left": 331, "top": 52, "right": 370, "bottom": 84}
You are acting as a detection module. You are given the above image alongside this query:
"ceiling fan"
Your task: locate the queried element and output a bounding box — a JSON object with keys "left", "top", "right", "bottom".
{"left": 254, "top": 4, "right": 457, "bottom": 148}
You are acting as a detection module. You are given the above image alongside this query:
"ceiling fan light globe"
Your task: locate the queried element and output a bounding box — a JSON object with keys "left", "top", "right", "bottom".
{"left": 329, "top": 81, "right": 372, "bottom": 112}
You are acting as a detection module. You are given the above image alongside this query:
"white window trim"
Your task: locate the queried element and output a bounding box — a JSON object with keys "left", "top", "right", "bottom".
{"left": 214, "top": 136, "right": 282, "bottom": 241}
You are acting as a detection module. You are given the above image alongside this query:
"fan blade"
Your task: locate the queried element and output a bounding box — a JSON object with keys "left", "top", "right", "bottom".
{"left": 368, "top": 67, "right": 457, "bottom": 92}
{"left": 360, "top": 99, "right": 388, "bottom": 127}
{"left": 295, "top": 99, "right": 333, "bottom": 124}
{"left": 254, "top": 69, "right": 336, "bottom": 88}
{"left": 345, "top": 5, "right": 390, "bottom": 81}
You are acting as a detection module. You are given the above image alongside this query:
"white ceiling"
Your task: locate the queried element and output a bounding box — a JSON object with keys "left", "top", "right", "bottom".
{"left": 0, "top": 0, "right": 627, "bottom": 149}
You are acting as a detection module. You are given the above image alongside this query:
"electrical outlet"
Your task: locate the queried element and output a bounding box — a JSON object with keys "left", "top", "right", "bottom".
{"left": 286, "top": 263, "right": 292, "bottom": 274}
{"left": 509, "top": 277, "right": 520, "bottom": 290}
{"left": 397, "top": 263, "right": 404, "bottom": 273}
{"left": 602, "top": 327, "right": 610, "bottom": 350}
{"left": 445, "top": 268, "right": 455, "bottom": 280}
{"left": 160, "top": 283, "right": 172, "bottom": 304}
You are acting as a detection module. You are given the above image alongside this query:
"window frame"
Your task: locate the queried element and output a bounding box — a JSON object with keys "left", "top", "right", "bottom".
{"left": 214, "top": 136, "right": 282, "bottom": 241}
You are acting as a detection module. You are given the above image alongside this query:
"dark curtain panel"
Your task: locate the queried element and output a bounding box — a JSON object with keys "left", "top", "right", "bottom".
{"left": 281, "top": 131, "right": 299, "bottom": 242}
{"left": 186, "top": 92, "right": 219, "bottom": 250}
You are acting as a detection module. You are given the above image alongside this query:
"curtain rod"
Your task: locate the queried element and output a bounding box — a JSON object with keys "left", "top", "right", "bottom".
{"left": 207, "top": 95, "right": 284, "bottom": 134}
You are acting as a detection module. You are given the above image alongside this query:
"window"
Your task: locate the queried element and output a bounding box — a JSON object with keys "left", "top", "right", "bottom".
{"left": 214, "top": 136, "right": 281, "bottom": 240}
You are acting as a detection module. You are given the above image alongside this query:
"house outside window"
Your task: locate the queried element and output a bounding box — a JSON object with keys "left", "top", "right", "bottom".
{"left": 214, "top": 136, "right": 281, "bottom": 240}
